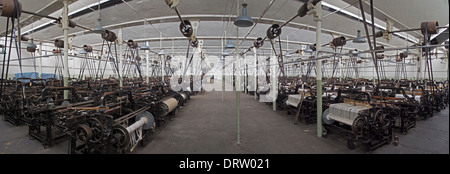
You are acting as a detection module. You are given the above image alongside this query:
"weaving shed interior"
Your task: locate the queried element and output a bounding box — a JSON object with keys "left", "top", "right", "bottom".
{"left": 0, "top": 0, "right": 448, "bottom": 154}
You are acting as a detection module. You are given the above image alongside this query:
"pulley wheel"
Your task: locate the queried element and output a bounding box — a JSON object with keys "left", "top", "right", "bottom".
{"left": 111, "top": 125, "right": 130, "bottom": 150}
{"left": 352, "top": 116, "right": 365, "bottom": 136}
{"left": 75, "top": 124, "right": 93, "bottom": 143}
{"left": 87, "top": 118, "right": 104, "bottom": 143}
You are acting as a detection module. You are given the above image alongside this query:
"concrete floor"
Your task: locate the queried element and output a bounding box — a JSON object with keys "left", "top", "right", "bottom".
{"left": 0, "top": 87, "right": 448, "bottom": 154}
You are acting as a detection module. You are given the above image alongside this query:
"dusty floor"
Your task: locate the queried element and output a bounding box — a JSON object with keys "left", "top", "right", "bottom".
{"left": 0, "top": 86, "right": 448, "bottom": 154}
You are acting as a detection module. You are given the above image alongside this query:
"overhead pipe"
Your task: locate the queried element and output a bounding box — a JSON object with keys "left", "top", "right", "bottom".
{"left": 20, "top": 9, "right": 92, "bottom": 31}
{"left": 387, "top": 25, "right": 445, "bottom": 34}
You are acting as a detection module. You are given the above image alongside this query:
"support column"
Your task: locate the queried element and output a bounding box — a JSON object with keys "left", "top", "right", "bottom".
{"left": 161, "top": 54, "right": 165, "bottom": 82}
{"left": 418, "top": 43, "right": 423, "bottom": 81}
{"left": 146, "top": 41, "right": 150, "bottom": 83}
{"left": 244, "top": 54, "right": 247, "bottom": 94}
{"left": 222, "top": 55, "right": 225, "bottom": 101}
{"left": 340, "top": 59, "right": 343, "bottom": 81}
{"left": 118, "top": 28, "right": 123, "bottom": 88}
{"left": 236, "top": 33, "right": 241, "bottom": 145}
{"left": 373, "top": 54, "right": 376, "bottom": 83}
{"left": 39, "top": 42, "right": 43, "bottom": 78}
{"left": 314, "top": 2, "right": 323, "bottom": 138}
{"left": 235, "top": 0, "right": 241, "bottom": 145}
{"left": 271, "top": 49, "right": 277, "bottom": 111}
{"left": 254, "top": 47, "right": 257, "bottom": 100}
{"left": 62, "top": 0, "right": 69, "bottom": 100}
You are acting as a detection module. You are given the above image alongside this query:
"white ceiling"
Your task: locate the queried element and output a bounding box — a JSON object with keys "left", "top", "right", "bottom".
{"left": 2, "top": 0, "right": 449, "bottom": 56}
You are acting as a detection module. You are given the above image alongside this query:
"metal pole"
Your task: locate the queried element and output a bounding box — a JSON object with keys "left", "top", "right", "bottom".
{"left": 222, "top": 38, "right": 225, "bottom": 102}
{"left": 236, "top": 51, "right": 241, "bottom": 145}
{"left": 62, "top": 0, "right": 69, "bottom": 100}
{"left": 72, "top": 54, "right": 75, "bottom": 78}
{"left": 418, "top": 43, "right": 423, "bottom": 81}
{"left": 146, "top": 41, "right": 150, "bottom": 83}
{"left": 160, "top": 33, "right": 165, "bottom": 83}
{"left": 244, "top": 54, "right": 247, "bottom": 94}
{"left": 340, "top": 59, "right": 343, "bottom": 81}
{"left": 314, "top": 2, "right": 323, "bottom": 138}
{"left": 118, "top": 28, "right": 123, "bottom": 88}
{"left": 39, "top": 42, "right": 43, "bottom": 78}
{"left": 236, "top": 0, "right": 241, "bottom": 145}
{"left": 272, "top": 48, "right": 277, "bottom": 111}
{"left": 254, "top": 47, "right": 257, "bottom": 100}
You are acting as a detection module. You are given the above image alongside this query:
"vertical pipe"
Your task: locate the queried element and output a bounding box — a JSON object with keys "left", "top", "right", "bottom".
{"left": 222, "top": 38, "right": 224, "bottom": 102}
{"left": 160, "top": 55, "right": 163, "bottom": 81}
{"left": 160, "top": 33, "right": 165, "bottom": 83}
{"left": 71, "top": 42, "right": 75, "bottom": 78}
{"left": 222, "top": 57, "right": 225, "bottom": 101}
{"left": 373, "top": 63, "right": 376, "bottom": 83}
{"left": 236, "top": 0, "right": 241, "bottom": 145}
{"left": 272, "top": 47, "right": 277, "bottom": 111}
{"left": 62, "top": 0, "right": 69, "bottom": 100}
{"left": 236, "top": 52, "right": 241, "bottom": 145}
{"left": 418, "top": 43, "right": 423, "bottom": 81}
{"left": 118, "top": 28, "right": 123, "bottom": 88}
{"left": 146, "top": 41, "right": 150, "bottom": 83}
{"left": 254, "top": 47, "right": 257, "bottom": 100}
{"left": 314, "top": 1, "right": 323, "bottom": 138}
{"left": 39, "top": 42, "right": 43, "bottom": 78}
{"left": 340, "top": 59, "right": 343, "bottom": 81}
{"left": 244, "top": 54, "right": 247, "bottom": 94}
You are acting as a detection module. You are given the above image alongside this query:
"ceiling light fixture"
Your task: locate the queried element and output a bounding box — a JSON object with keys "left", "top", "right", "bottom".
{"left": 351, "top": 49, "right": 359, "bottom": 56}
{"left": 92, "top": 1, "right": 105, "bottom": 34}
{"left": 222, "top": 50, "right": 230, "bottom": 57}
{"left": 225, "top": 40, "right": 235, "bottom": 49}
{"left": 353, "top": 30, "right": 366, "bottom": 43}
{"left": 80, "top": 48, "right": 87, "bottom": 55}
{"left": 158, "top": 49, "right": 165, "bottom": 56}
{"left": 140, "top": 44, "right": 150, "bottom": 50}
{"left": 234, "top": 3, "right": 254, "bottom": 27}
{"left": 404, "top": 33, "right": 412, "bottom": 55}
{"left": 158, "top": 32, "right": 164, "bottom": 55}
{"left": 141, "top": 21, "right": 150, "bottom": 50}
{"left": 27, "top": 18, "right": 37, "bottom": 53}
{"left": 304, "top": 44, "right": 313, "bottom": 53}
{"left": 285, "top": 52, "right": 291, "bottom": 58}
